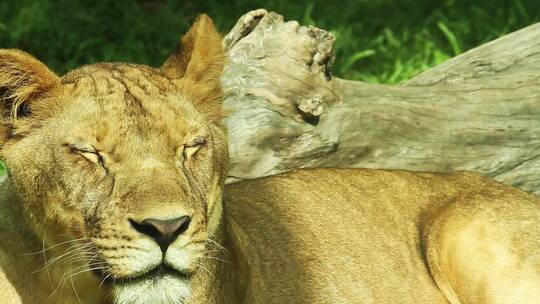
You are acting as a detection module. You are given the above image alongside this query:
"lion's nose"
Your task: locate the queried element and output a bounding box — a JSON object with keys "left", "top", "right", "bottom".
{"left": 129, "top": 216, "right": 191, "bottom": 253}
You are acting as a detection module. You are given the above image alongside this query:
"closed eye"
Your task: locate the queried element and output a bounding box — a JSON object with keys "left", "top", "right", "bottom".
{"left": 183, "top": 136, "right": 207, "bottom": 160}
{"left": 68, "top": 143, "right": 106, "bottom": 168}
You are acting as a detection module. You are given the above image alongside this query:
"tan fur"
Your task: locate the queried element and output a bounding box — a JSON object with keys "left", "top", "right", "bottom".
{"left": 1, "top": 14, "right": 539, "bottom": 304}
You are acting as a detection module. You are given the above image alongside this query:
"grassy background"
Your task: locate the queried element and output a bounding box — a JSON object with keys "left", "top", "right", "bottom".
{"left": 1, "top": 0, "right": 539, "bottom": 83}
{"left": 0, "top": 0, "right": 539, "bottom": 175}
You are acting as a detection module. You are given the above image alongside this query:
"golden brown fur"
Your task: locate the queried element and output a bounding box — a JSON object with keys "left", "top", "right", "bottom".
{"left": 0, "top": 14, "right": 539, "bottom": 304}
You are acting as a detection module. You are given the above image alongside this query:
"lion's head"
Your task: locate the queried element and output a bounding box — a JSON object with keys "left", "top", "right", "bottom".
{"left": 0, "top": 15, "right": 227, "bottom": 304}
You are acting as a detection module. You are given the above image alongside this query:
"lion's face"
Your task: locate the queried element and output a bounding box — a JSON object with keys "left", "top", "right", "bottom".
{"left": 0, "top": 15, "right": 226, "bottom": 304}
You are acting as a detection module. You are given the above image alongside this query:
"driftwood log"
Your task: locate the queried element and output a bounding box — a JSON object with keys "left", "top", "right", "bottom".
{"left": 222, "top": 9, "right": 540, "bottom": 195}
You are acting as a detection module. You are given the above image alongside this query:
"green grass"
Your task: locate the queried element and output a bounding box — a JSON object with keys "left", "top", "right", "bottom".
{"left": 1, "top": 0, "right": 539, "bottom": 84}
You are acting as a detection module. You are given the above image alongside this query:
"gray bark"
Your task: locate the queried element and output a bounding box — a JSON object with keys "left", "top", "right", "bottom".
{"left": 222, "top": 9, "right": 540, "bottom": 195}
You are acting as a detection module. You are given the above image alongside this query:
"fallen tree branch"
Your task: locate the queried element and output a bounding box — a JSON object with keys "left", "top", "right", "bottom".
{"left": 222, "top": 9, "right": 540, "bottom": 195}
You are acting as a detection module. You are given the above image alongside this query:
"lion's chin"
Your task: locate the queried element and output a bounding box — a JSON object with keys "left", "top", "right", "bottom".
{"left": 112, "top": 274, "right": 191, "bottom": 304}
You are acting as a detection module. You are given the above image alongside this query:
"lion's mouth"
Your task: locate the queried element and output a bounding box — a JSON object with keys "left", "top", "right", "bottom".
{"left": 94, "top": 264, "right": 193, "bottom": 286}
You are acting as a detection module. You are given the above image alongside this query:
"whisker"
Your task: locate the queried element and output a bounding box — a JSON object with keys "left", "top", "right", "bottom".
{"left": 42, "top": 249, "right": 85, "bottom": 269}
{"left": 69, "top": 266, "right": 107, "bottom": 278}
{"left": 198, "top": 249, "right": 223, "bottom": 254}
{"left": 35, "top": 242, "right": 94, "bottom": 273}
{"left": 200, "top": 255, "right": 231, "bottom": 264}
{"left": 62, "top": 254, "right": 98, "bottom": 264}
{"left": 70, "top": 267, "right": 83, "bottom": 304}
{"left": 61, "top": 251, "right": 100, "bottom": 266}
{"left": 35, "top": 252, "right": 75, "bottom": 274}
{"left": 196, "top": 262, "right": 215, "bottom": 281}
{"left": 42, "top": 232, "right": 53, "bottom": 287}
{"left": 25, "top": 237, "right": 90, "bottom": 255}
{"left": 47, "top": 270, "right": 67, "bottom": 301}
{"left": 99, "top": 272, "right": 114, "bottom": 290}
{"left": 68, "top": 262, "right": 108, "bottom": 274}
{"left": 206, "top": 238, "right": 226, "bottom": 251}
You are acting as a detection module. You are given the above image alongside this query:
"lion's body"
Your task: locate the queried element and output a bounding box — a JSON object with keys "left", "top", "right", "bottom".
{"left": 218, "top": 168, "right": 540, "bottom": 304}
{"left": 222, "top": 168, "right": 451, "bottom": 304}
{"left": 0, "top": 14, "right": 539, "bottom": 304}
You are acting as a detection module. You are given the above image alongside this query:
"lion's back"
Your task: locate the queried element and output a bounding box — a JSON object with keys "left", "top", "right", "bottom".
{"left": 222, "top": 168, "right": 458, "bottom": 303}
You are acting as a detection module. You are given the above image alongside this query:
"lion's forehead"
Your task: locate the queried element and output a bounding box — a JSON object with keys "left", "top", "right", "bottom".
{"left": 62, "top": 64, "right": 200, "bottom": 119}
{"left": 61, "top": 63, "right": 176, "bottom": 95}
{"left": 55, "top": 64, "right": 205, "bottom": 155}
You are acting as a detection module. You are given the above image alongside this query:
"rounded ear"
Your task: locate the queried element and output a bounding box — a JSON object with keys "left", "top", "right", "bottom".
{"left": 161, "top": 14, "right": 225, "bottom": 122}
{"left": 0, "top": 49, "right": 60, "bottom": 142}
{"left": 161, "top": 14, "right": 224, "bottom": 83}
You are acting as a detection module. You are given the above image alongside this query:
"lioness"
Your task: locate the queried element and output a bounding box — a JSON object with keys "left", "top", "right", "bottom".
{"left": 0, "top": 14, "right": 539, "bottom": 304}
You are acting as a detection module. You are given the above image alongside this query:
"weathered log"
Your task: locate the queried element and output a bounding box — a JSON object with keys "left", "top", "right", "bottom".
{"left": 222, "top": 9, "right": 540, "bottom": 195}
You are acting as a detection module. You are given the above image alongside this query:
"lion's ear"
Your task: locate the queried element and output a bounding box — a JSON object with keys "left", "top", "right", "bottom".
{"left": 0, "top": 49, "right": 60, "bottom": 142}
{"left": 161, "top": 14, "right": 225, "bottom": 121}
{"left": 161, "top": 14, "right": 224, "bottom": 88}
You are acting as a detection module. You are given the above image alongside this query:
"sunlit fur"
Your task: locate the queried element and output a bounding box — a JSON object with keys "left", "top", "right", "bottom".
{"left": 0, "top": 15, "right": 227, "bottom": 304}
{"left": 114, "top": 275, "right": 191, "bottom": 304}
{"left": 1, "top": 13, "right": 540, "bottom": 304}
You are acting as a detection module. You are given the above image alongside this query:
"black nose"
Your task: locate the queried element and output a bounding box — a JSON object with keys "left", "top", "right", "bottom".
{"left": 129, "top": 216, "right": 191, "bottom": 253}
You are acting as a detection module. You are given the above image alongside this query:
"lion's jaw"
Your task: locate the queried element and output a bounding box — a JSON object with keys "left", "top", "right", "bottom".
{"left": 113, "top": 274, "right": 191, "bottom": 304}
